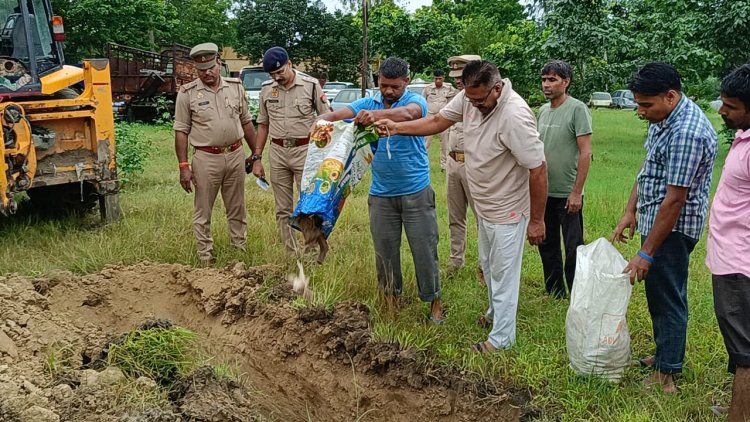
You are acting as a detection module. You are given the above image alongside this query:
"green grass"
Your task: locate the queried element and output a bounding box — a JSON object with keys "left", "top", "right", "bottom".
{"left": 0, "top": 109, "right": 735, "bottom": 420}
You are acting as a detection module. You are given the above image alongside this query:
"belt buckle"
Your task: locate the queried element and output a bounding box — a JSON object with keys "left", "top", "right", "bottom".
{"left": 282, "top": 138, "right": 296, "bottom": 148}
{"left": 217, "top": 145, "right": 229, "bottom": 153}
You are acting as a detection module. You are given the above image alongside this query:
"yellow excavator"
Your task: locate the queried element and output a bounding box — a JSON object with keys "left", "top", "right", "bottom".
{"left": 0, "top": 0, "right": 118, "bottom": 221}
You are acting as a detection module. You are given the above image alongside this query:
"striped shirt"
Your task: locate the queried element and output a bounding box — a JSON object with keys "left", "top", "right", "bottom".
{"left": 636, "top": 95, "right": 717, "bottom": 239}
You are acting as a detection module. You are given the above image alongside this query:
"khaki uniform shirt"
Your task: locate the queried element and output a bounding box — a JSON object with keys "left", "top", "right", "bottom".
{"left": 422, "top": 83, "right": 455, "bottom": 115}
{"left": 257, "top": 71, "right": 329, "bottom": 138}
{"left": 173, "top": 77, "right": 251, "bottom": 147}
{"left": 446, "top": 90, "right": 464, "bottom": 151}
{"left": 440, "top": 79, "right": 545, "bottom": 224}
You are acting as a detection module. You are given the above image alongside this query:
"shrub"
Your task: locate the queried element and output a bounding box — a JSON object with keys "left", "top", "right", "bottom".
{"left": 115, "top": 122, "right": 152, "bottom": 184}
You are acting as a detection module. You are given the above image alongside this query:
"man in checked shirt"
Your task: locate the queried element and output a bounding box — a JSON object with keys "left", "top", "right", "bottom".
{"left": 612, "top": 62, "right": 717, "bottom": 393}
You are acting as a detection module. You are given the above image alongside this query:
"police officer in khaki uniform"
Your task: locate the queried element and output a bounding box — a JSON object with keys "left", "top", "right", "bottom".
{"left": 250, "top": 47, "right": 330, "bottom": 255}
{"left": 173, "top": 43, "right": 257, "bottom": 266}
{"left": 422, "top": 69, "right": 455, "bottom": 169}
{"left": 445, "top": 55, "right": 481, "bottom": 274}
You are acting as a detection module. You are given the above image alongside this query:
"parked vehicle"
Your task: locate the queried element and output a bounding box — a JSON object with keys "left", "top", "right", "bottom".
{"left": 407, "top": 83, "right": 428, "bottom": 96}
{"left": 107, "top": 42, "right": 228, "bottom": 122}
{"left": 239, "top": 65, "right": 269, "bottom": 120}
{"left": 330, "top": 89, "right": 376, "bottom": 112}
{"left": 589, "top": 92, "right": 613, "bottom": 109}
{"left": 0, "top": 0, "right": 119, "bottom": 220}
{"left": 611, "top": 90, "right": 637, "bottom": 109}
{"left": 323, "top": 81, "right": 355, "bottom": 100}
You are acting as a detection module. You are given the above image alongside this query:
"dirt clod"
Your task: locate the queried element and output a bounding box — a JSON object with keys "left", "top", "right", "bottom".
{"left": 0, "top": 263, "right": 524, "bottom": 421}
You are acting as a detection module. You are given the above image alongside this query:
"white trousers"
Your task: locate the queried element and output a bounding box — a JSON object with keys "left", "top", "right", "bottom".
{"left": 478, "top": 216, "right": 528, "bottom": 349}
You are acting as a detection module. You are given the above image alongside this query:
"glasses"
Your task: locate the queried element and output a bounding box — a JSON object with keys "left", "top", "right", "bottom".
{"left": 465, "top": 83, "right": 499, "bottom": 105}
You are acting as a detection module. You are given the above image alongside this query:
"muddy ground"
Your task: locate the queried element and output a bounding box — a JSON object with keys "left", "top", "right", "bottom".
{"left": 0, "top": 262, "right": 530, "bottom": 421}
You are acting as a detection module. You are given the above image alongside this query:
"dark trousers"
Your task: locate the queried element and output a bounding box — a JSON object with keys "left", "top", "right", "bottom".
{"left": 644, "top": 231, "right": 698, "bottom": 374}
{"left": 538, "top": 196, "right": 584, "bottom": 297}
{"left": 713, "top": 273, "right": 750, "bottom": 373}
{"left": 368, "top": 186, "right": 441, "bottom": 302}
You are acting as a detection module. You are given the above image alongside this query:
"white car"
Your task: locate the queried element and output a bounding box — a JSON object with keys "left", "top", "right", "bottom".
{"left": 589, "top": 92, "right": 613, "bottom": 109}
{"left": 406, "top": 83, "right": 428, "bottom": 96}
{"left": 323, "top": 82, "right": 355, "bottom": 100}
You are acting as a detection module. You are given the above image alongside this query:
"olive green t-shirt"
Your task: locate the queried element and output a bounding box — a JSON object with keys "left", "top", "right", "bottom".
{"left": 537, "top": 97, "right": 592, "bottom": 198}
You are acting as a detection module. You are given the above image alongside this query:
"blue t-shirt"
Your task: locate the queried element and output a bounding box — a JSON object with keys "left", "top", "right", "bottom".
{"left": 348, "top": 90, "right": 429, "bottom": 196}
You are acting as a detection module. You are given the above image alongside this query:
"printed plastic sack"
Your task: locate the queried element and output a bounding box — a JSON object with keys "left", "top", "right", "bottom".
{"left": 566, "top": 238, "right": 632, "bottom": 382}
{"left": 289, "top": 120, "right": 379, "bottom": 237}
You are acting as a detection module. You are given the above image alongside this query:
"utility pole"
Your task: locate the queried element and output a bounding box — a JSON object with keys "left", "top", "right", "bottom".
{"left": 361, "top": 0, "right": 368, "bottom": 97}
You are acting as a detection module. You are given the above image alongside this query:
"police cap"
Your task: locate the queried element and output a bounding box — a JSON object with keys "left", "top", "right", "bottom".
{"left": 448, "top": 54, "right": 482, "bottom": 77}
{"left": 190, "top": 43, "right": 219, "bottom": 70}
{"left": 263, "top": 47, "right": 289, "bottom": 73}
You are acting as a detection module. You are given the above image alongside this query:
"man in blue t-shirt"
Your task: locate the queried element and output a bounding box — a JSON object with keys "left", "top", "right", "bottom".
{"left": 315, "top": 57, "right": 443, "bottom": 323}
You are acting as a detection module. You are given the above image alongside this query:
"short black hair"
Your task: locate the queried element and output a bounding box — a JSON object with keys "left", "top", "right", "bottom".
{"left": 433, "top": 69, "right": 444, "bottom": 77}
{"left": 379, "top": 57, "right": 409, "bottom": 79}
{"left": 462, "top": 60, "right": 501, "bottom": 89}
{"left": 628, "top": 62, "right": 682, "bottom": 96}
{"left": 721, "top": 64, "right": 750, "bottom": 111}
{"left": 541, "top": 60, "right": 573, "bottom": 81}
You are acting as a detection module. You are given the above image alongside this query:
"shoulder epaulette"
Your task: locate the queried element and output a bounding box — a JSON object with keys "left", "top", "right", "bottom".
{"left": 181, "top": 80, "right": 199, "bottom": 91}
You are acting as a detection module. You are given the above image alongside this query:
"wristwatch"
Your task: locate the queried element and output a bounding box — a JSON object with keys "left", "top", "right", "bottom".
{"left": 250, "top": 154, "right": 262, "bottom": 162}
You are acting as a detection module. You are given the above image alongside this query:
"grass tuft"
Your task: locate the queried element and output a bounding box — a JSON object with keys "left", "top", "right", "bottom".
{"left": 106, "top": 327, "right": 199, "bottom": 385}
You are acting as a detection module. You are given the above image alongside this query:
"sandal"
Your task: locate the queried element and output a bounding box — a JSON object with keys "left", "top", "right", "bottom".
{"left": 476, "top": 315, "right": 490, "bottom": 329}
{"left": 470, "top": 341, "right": 496, "bottom": 354}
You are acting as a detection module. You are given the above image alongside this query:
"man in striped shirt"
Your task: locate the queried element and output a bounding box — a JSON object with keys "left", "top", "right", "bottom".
{"left": 612, "top": 62, "right": 717, "bottom": 393}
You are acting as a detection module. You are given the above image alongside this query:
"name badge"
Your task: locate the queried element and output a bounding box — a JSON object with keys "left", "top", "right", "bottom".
{"left": 198, "top": 101, "right": 209, "bottom": 106}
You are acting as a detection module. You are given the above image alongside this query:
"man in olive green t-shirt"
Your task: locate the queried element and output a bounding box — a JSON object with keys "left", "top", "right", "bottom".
{"left": 537, "top": 60, "right": 593, "bottom": 298}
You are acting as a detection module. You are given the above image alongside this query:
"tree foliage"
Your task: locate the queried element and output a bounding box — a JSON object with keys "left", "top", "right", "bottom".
{"left": 52, "top": 0, "right": 749, "bottom": 100}
{"left": 52, "top": 0, "right": 233, "bottom": 62}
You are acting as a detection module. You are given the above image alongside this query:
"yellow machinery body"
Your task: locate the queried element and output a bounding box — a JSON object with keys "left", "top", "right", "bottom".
{"left": 0, "top": 59, "right": 119, "bottom": 220}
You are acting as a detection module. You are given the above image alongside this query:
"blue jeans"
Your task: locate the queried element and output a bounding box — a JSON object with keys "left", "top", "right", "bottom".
{"left": 643, "top": 231, "right": 698, "bottom": 374}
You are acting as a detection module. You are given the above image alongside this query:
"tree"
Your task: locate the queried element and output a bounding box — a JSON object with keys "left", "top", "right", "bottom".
{"left": 235, "top": 0, "right": 329, "bottom": 63}
{"left": 52, "top": 0, "right": 178, "bottom": 62}
{"left": 166, "top": 0, "right": 235, "bottom": 48}
{"left": 367, "top": 3, "right": 461, "bottom": 75}
{"left": 482, "top": 20, "right": 549, "bottom": 103}
{"left": 235, "top": 0, "right": 361, "bottom": 81}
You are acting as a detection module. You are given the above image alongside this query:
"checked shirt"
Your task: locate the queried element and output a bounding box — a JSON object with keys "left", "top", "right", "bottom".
{"left": 636, "top": 95, "right": 717, "bottom": 239}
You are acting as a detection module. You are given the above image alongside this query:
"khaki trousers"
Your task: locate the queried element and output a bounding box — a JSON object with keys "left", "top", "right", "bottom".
{"left": 438, "top": 129, "right": 449, "bottom": 170}
{"left": 269, "top": 142, "right": 307, "bottom": 253}
{"left": 191, "top": 148, "right": 247, "bottom": 260}
{"left": 446, "top": 155, "right": 476, "bottom": 268}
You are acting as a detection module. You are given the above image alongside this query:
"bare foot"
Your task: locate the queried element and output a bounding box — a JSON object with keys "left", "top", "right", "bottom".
{"left": 431, "top": 298, "right": 443, "bottom": 321}
{"left": 643, "top": 370, "right": 677, "bottom": 394}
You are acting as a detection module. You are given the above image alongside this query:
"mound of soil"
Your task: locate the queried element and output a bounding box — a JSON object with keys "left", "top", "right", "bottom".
{"left": 0, "top": 262, "right": 528, "bottom": 421}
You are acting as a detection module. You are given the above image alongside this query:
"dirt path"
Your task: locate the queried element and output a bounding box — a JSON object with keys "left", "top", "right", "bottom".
{"left": 0, "top": 262, "right": 526, "bottom": 421}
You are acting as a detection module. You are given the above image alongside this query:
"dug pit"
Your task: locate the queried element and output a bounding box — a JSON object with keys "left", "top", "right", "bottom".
{"left": 0, "top": 262, "right": 529, "bottom": 421}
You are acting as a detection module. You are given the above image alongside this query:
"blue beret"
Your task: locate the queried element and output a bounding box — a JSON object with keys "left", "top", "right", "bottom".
{"left": 263, "top": 47, "right": 289, "bottom": 73}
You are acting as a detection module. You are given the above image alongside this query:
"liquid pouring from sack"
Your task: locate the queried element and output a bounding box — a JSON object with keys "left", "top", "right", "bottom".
{"left": 288, "top": 260, "right": 313, "bottom": 302}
